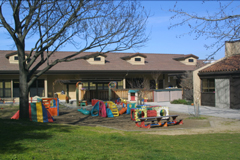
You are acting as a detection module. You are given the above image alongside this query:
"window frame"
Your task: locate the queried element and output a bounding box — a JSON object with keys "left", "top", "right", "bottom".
{"left": 188, "top": 59, "right": 194, "bottom": 62}
{"left": 0, "top": 80, "right": 11, "bottom": 98}
{"left": 201, "top": 78, "right": 215, "bottom": 93}
{"left": 135, "top": 58, "right": 141, "bottom": 62}
{"left": 94, "top": 57, "right": 101, "bottom": 61}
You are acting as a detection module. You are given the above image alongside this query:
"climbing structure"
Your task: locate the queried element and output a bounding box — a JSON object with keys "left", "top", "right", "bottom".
{"left": 11, "top": 102, "right": 54, "bottom": 123}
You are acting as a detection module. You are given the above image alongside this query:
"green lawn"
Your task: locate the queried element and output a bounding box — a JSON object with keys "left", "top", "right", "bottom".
{"left": 0, "top": 118, "right": 240, "bottom": 160}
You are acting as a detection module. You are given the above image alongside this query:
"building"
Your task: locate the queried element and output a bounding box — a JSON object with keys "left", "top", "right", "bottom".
{"left": 193, "top": 40, "right": 240, "bottom": 109}
{"left": 0, "top": 50, "right": 199, "bottom": 102}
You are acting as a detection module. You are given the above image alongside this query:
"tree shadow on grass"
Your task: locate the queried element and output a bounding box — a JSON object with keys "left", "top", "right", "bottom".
{"left": 0, "top": 118, "right": 73, "bottom": 154}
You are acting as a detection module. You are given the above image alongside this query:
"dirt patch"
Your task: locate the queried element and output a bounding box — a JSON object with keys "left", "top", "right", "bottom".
{"left": 2, "top": 106, "right": 240, "bottom": 135}
{"left": 53, "top": 107, "right": 240, "bottom": 135}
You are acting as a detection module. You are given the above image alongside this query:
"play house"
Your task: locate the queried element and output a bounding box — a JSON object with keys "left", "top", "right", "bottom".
{"left": 128, "top": 90, "right": 139, "bottom": 102}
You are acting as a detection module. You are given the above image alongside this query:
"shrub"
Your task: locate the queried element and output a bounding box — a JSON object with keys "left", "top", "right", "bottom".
{"left": 170, "top": 99, "right": 193, "bottom": 105}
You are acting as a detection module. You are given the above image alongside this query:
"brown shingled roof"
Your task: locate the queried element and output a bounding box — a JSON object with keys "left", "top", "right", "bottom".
{"left": 200, "top": 55, "right": 240, "bottom": 73}
{"left": 173, "top": 54, "right": 199, "bottom": 60}
{"left": 121, "top": 52, "right": 147, "bottom": 60}
{"left": 0, "top": 50, "right": 197, "bottom": 73}
{"left": 81, "top": 52, "right": 107, "bottom": 60}
{"left": 5, "top": 51, "right": 30, "bottom": 59}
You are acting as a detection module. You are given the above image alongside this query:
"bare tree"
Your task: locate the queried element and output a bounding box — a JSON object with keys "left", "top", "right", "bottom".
{"left": 127, "top": 77, "right": 150, "bottom": 105}
{"left": 151, "top": 71, "right": 161, "bottom": 89}
{"left": 0, "top": 0, "right": 149, "bottom": 119}
{"left": 179, "top": 71, "right": 193, "bottom": 100}
{"left": 169, "top": 1, "right": 240, "bottom": 58}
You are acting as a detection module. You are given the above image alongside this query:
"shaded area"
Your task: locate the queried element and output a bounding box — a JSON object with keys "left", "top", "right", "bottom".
{"left": 0, "top": 118, "right": 73, "bottom": 154}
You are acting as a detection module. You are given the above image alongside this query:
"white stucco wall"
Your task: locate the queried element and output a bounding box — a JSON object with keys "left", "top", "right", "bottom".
{"left": 215, "top": 79, "right": 230, "bottom": 109}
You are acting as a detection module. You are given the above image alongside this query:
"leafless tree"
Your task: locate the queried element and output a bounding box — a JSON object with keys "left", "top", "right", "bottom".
{"left": 169, "top": 1, "right": 240, "bottom": 58}
{"left": 151, "top": 71, "right": 162, "bottom": 89}
{"left": 179, "top": 71, "right": 193, "bottom": 100}
{"left": 0, "top": 0, "right": 149, "bottom": 119}
{"left": 127, "top": 77, "right": 150, "bottom": 105}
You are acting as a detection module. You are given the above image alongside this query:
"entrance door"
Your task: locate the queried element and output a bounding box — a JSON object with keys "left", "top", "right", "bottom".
{"left": 131, "top": 93, "right": 135, "bottom": 101}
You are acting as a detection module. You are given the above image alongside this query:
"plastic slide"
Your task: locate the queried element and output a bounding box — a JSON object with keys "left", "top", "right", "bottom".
{"left": 119, "top": 107, "right": 127, "bottom": 115}
{"left": 78, "top": 108, "right": 90, "bottom": 115}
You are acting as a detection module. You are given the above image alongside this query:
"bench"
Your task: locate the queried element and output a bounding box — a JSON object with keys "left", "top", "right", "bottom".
{"left": 135, "top": 115, "right": 183, "bottom": 129}
{"left": 0, "top": 98, "right": 15, "bottom": 104}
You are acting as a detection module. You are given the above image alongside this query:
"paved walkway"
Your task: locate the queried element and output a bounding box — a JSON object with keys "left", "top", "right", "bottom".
{"left": 145, "top": 102, "right": 240, "bottom": 120}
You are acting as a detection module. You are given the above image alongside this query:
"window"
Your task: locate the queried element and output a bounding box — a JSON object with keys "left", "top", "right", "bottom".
{"left": 89, "top": 82, "right": 96, "bottom": 90}
{"left": 97, "top": 84, "right": 103, "bottom": 90}
{"left": 202, "top": 79, "right": 215, "bottom": 93}
{"left": 30, "top": 79, "right": 45, "bottom": 97}
{"left": 150, "top": 80, "right": 155, "bottom": 89}
{"left": 82, "top": 82, "right": 89, "bottom": 90}
{"left": 188, "top": 59, "right": 194, "bottom": 62}
{"left": 14, "top": 56, "right": 18, "bottom": 60}
{"left": 13, "top": 80, "right": 20, "bottom": 97}
{"left": 0, "top": 80, "right": 11, "bottom": 98}
{"left": 94, "top": 57, "right": 101, "bottom": 61}
{"left": 117, "top": 81, "right": 123, "bottom": 89}
{"left": 158, "top": 80, "right": 163, "bottom": 89}
{"left": 150, "top": 80, "right": 163, "bottom": 89}
{"left": 126, "top": 78, "right": 143, "bottom": 89}
{"left": 135, "top": 58, "right": 141, "bottom": 61}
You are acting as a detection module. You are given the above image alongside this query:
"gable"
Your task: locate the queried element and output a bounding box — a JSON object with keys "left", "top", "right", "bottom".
{"left": 121, "top": 53, "right": 147, "bottom": 65}
{"left": 173, "top": 54, "right": 198, "bottom": 66}
{"left": 86, "top": 55, "right": 106, "bottom": 65}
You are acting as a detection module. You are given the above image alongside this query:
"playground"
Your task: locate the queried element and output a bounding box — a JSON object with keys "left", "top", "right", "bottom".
{"left": 52, "top": 107, "right": 210, "bottom": 131}
{"left": 1, "top": 100, "right": 240, "bottom": 134}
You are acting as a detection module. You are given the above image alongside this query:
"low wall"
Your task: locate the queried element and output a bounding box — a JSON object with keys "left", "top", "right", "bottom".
{"left": 153, "top": 89, "right": 182, "bottom": 102}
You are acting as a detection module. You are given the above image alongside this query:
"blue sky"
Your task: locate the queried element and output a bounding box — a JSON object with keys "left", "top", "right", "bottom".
{"left": 0, "top": 1, "right": 239, "bottom": 60}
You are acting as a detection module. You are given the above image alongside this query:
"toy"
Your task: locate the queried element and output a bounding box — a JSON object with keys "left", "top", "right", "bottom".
{"left": 91, "top": 101, "right": 100, "bottom": 116}
{"left": 130, "top": 108, "right": 147, "bottom": 121}
{"left": 99, "top": 101, "right": 107, "bottom": 118}
{"left": 90, "top": 101, "right": 107, "bottom": 117}
{"left": 107, "top": 101, "right": 119, "bottom": 117}
{"left": 78, "top": 108, "right": 90, "bottom": 115}
{"left": 119, "top": 107, "right": 127, "bottom": 115}
{"left": 91, "top": 99, "right": 99, "bottom": 106}
{"left": 11, "top": 102, "right": 54, "bottom": 123}
{"left": 106, "top": 108, "right": 114, "bottom": 117}
{"left": 41, "top": 98, "right": 59, "bottom": 116}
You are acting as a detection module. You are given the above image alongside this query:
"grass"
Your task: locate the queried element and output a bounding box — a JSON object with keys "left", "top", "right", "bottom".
{"left": 1, "top": 105, "right": 240, "bottom": 159}
{"left": 0, "top": 118, "right": 240, "bottom": 160}
{"left": 187, "top": 116, "right": 207, "bottom": 120}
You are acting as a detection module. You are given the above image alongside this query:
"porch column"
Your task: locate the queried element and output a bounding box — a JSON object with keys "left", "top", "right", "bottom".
{"left": 11, "top": 79, "right": 13, "bottom": 98}
{"left": 123, "top": 78, "right": 126, "bottom": 89}
{"left": 44, "top": 78, "right": 48, "bottom": 98}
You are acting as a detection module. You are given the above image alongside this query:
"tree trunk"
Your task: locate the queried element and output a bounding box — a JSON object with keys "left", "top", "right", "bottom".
{"left": 19, "top": 72, "right": 29, "bottom": 120}
{"left": 17, "top": 46, "right": 30, "bottom": 120}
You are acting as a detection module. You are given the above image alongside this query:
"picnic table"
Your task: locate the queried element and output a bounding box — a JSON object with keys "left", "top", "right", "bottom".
{"left": 135, "top": 115, "right": 183, "bottom": 129}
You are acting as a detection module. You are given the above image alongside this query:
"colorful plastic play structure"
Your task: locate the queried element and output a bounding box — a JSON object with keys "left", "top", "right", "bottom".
{"left": 77, "top": 97, "right": 183, "bottom": 128}
{"left": 11, "top": 102, "right": 54, "bottom": 122}
{"left": 11, "top": 97, "right": 60, "bottom": 123}
{"left": 130, "top": 106, "right": 169, "bottom": 121}
{"left": 41, "top": 98, "right": 59, "bottom": 116}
